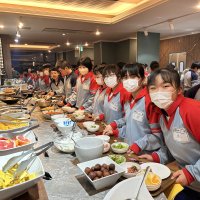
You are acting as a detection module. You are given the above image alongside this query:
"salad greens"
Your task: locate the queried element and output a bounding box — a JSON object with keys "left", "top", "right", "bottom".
{"left": 109, "top": 154, "right": 126, "bottom": 164}
{"left": 112, "top": 143, "right": 128, "bottom": 149}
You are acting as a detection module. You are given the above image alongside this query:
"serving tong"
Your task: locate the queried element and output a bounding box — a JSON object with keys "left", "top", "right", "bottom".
{"left": 2, "top": 142, "right": 53, "bottom": 178}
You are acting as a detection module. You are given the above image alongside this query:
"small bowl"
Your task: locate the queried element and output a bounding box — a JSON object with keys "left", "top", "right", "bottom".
{"left": 103, "top": 142, "right": 110, "bottom": 153}
{"left": 109, "top": 154, "right": 126, "bottom": 165}
{"left": 74, "top": 115, "right": 85, "bottom": 121}
{"left": 96, "top": 135, "right": 110, "bottom": 143}
{"left": 75, "top": 137, "right": 103, "bottom": 162}
{"left": 145, "top": 172, "right": 162, "bottom": 192}
{"left": 120, "top": 162, "right": 141, "bottom": 178}
{"left": 62, "top": 106, "right": 76, "bottom": 113}
{"left": 51, "top": 114, "right": 65, "bottom": 121}
{"left": 86, "top": 124, "right": 100, "bottom": 132}
{"left": 83, "top": 121, "right": 95, "bottom": 128}
{"left": 111, "top": 142, "right": 129, "bottom": 154}
{"left": 57, "top": 121, "right": 74, "bottom": 134}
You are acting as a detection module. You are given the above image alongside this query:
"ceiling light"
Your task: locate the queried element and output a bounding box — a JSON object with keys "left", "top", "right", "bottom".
{"left": 14, "top": 38, "right": 19, "bottom": 43}
{"left": 75, "top": 45, "right": 79, "bottom": 49}
{"left": 16, "top": 31, "right": 21, "bottom": 38}
{"left": 144, "top": 29, "right": 148, "bottom": 36}
{"left": 85, "top": 42, "right": 88, "bottom": 47}
{"left": 0, "top": 25, "right": 4, "bottom": 29}
{"left": 18, "top": 22, "right": 24, "bottom": 29}
{"left": 25, "top": 43, "right": 28, "bottom": 45}
{"left": 197, "top": 4, "right": 200, "bottom": 8}
{"left": 66, "top": 41, "right": 70, "bottom": 46}
{"left": 57, "top": 45, "right": 61, "bottom": 47}
{"left": 62, "top": 33, "right": 66, "bottom": 36}
{"left": 95, "top": 30, "right": 101, "bottom": 36}
{"left": 169, "top": 20, "right": 174, "bottom": 30}
{"left": 48, "top": 50, "right": 51, "bottom": 53}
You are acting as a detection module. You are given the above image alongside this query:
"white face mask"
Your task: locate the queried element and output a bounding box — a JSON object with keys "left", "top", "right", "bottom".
{"left": 123, "top": 79, "right": 139, "bottom": 92}
{"left": 96, "top": 77, "right": 104, "bottom": 85}
{"left": 150, "top": 91, "right": 174, "bottom": 109}
{"left": 104, "top": 75, "right": 118, "bottom": 88}
{"left": 79, "top": 68, "right": 89, "bottom": 76}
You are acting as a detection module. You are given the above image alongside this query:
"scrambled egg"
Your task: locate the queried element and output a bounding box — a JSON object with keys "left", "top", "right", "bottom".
{"left": 0, "top": 164, "right": 36, "bottom": 189}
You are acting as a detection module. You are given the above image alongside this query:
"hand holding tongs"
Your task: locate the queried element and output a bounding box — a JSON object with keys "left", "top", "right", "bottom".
{"left": 2, "top": 142, "right": 53, "bottom": 178}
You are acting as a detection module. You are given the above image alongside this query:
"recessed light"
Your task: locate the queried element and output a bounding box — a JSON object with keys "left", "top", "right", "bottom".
{"left": 62, "top": 33, "right": 66, "bottom": 36}
{"left": 0, "top": 25, "right": 4, "bottom": 29}
{"left": 66, "top": 41, "right": 70, "bottom": 46}
{"left": 197, "top": 4, "right": 200, "bottom": 8}
{"left": 57, "top": 45, "right": 61, "bottom": 47}
{"left": 25, "top": 43, "right": 28, "bottom": 45}
{"left": 95, "top": 30, "right": 101, "bottom": 36}
{"left": 48, "top": 50, "right": 51, "bottom": 53}
{"left": 16, "top": 31, "right": 21, "bottom": 38}
{"left": 18, "top": 22, "right": 24, "bottom": 29}
{"left": 85, "top": 42, "right": 88, "bottom": 46}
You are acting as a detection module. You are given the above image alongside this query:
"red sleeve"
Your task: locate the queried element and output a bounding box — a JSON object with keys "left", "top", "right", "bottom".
{"left": 151, "top": 152, "right": 161, "bottom": 163}
{"left": 79, "top": 106, "right": 85, "bottom": 110}
{"left": 120, "top": 89, "right": 131, "bottom": 111}
{"left": 180, "top": 98, "right": 200, "bottom": 143}
{"left": 43, "top": 75, "right": 50, "bottom": 85}
{"left": 90, "top": 78, "right": 99, "bottom": 95}
{"left": 182, "top": 168, "right": 195, "bottom": 185}
{"left": 110, "top": 122, "right": 117, "bottom": 129}
{"left": 99, "top": 114, "right": 104, "bottom": 120}
{"left": 112, "top": 129, "right": 119, "bottom": 137}
{"left": 130, "top": 143, "right": 141, "bottom": 155}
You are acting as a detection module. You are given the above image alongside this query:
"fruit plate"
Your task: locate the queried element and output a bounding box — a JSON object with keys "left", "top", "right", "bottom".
{"left": 77, "top": 156, "right": 125, "bottom": 190}
{"left": 0, "top": 152, "right": 44, "bottom": 200}
{"left": 0, "top": 131, "right": 37, "bottom": 156}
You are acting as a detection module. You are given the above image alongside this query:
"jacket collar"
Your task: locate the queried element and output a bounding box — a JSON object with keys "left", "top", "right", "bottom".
{"left": 106, "top": 82, "right": 123, "bottom": 96}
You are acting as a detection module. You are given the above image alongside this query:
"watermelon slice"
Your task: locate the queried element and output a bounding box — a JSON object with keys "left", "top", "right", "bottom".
{"left": 0, "top": 139, "right": 15, "bottom": 150}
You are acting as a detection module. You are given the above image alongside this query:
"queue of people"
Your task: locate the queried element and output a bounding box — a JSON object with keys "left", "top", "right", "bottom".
{"left": 16, "top": 57, "right": 200, "bottom": 200}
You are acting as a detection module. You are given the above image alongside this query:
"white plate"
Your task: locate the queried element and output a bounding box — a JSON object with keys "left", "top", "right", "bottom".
{"left": 104, "top": 175, "right": 154, "bottom": 200}
{"left": 141, "top": 162, "right": 171, "bottom": 179}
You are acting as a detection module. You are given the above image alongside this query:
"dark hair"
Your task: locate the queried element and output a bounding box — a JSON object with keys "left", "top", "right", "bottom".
{"left": 117, "top": 62, "right": 126, "bottom": 70}
{"left": 166, "top": 63, "right": 176, "bottom": 70}
{"left": 42, "top": 63, "right": 52, "bottom": 70}
{"left": 102, "top": 64, "right": 121, "bottom": 78}
{"left": 79, "top": 57, "right": 93, "bottom": 71}
{"left": 148, "top": 68, "right": 181, "bottom": 89}
{"left": 121, "top": 63, "right": 145, "bottom": 79}
{"left": 58, "top": 60, "right": 71, "bottom": 70}
{"left": 150, "top": 61, "right": 159, "bottom": 71}
{"left": 191, "top": 62, "right": 200, "bottom": 69}
{"left": 50, "top": 67, "right": 61, "bottom": 73}
{"left": 93, "top": 65, "right": 105, "bottom": 75}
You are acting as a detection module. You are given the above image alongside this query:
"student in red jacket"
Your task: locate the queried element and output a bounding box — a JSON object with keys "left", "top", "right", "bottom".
{"left": 66, "top": 57, "right": 99, "bottom": 109}
{"left": 139, "top": 68, "right": 200, "bottom": 200}
{"left": 103, "top": 63, "right": 162, "bottom": 154}
{"left": 94, "top": 64, "right": 129, "bottom": 125}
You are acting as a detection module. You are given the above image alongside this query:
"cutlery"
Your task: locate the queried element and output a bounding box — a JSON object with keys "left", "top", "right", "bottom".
{"left": 125, "top": 166, "right": 150, "bottom": 200}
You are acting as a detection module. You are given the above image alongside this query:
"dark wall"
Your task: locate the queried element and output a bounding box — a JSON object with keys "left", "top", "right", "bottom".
{"left": 101, "top": 42, "right": 116, "bottom": 64}
{"left": 137, "top": 32, "right": 160, "bottom": 66}
{"left": 94, "top": 42, "right": 101, "bottom": 65}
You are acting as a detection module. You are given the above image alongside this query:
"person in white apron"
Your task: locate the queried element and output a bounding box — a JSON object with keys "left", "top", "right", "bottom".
{"left": 139, "top": 68, "right": 200, "bottom": 200}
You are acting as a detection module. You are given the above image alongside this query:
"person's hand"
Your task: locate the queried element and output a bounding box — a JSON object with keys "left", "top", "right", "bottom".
{"left": 138, "top": 154, "right": 154, "bottom": 162}
{"left": 172, "top": 170, "right": 189, "bottom": 186}
{"left": 48, "top": 91, "right": 54, "bottom": 96}
{"left": 87, "top": 113, "right": 92, "bottom": 118}
{"left": 62, "top": 95, "right": 66, "bottom": 100}
{"left": 103, "top": 128, "right": 113, "bottom": 136}
{"left": 57, "top": 101, "right": 64, "bottom": 107}
{"left": 104, "top": 125, "right": 113, "bottom": 132}
{"left": 127, "top": 149, "right": 134, "bottom": 154}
